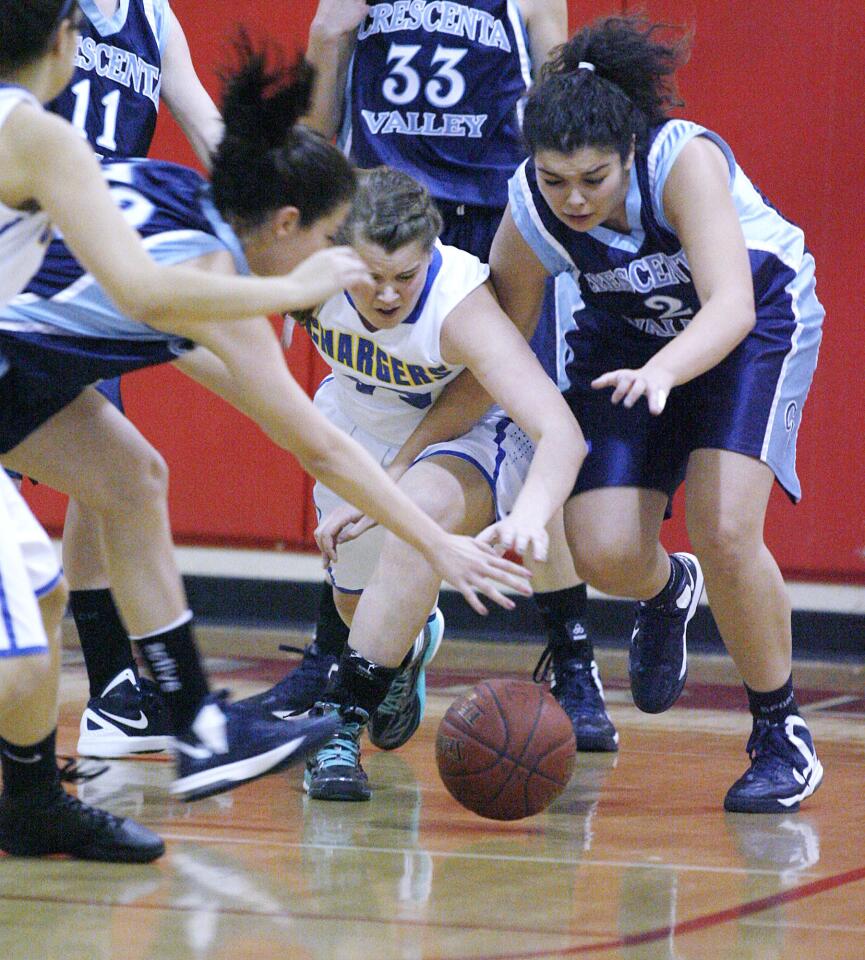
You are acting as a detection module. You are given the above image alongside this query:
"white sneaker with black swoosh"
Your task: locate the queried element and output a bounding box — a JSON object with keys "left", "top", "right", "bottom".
{"left": 77, "top": 669, "right": 172, "bottom": 758}
{"left": 171, "top": 691, "right": 342, "bottom": 802}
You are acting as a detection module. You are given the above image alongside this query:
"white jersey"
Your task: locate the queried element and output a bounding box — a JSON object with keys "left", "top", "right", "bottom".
{"left": 304, "top": 241, "right": 489, "bottom": 445}
{"left": 0, "top": 87, "right": 53, "bottom": 311}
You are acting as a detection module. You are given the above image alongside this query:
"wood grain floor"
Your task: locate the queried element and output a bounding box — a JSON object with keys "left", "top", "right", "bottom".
{"left": 1, "top": 626, "right": 862, "bottom": 960}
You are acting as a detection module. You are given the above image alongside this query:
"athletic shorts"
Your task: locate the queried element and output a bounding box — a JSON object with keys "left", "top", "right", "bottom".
{"left": 313, "top": 378, "right": 533, "bottom": 593}
{"left": 563, "top": 262, "right": 824, "bottom": 504}
{"left": 0, "top": 471, "right": 60, "bottom": 657}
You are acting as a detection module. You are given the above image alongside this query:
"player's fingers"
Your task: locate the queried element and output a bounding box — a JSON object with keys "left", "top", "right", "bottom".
{"left": 649, "top": 387, "right": 668, "bottom": 416}
{"left": 477, "top": 580, "right": 516, "bottom": 611}
{"left": 531, "top": 533, "right": 549, "bottom": 564}
{"left": 459, "top": 584, "right": 489, "bottom": 617}
{"left": 623, "top": 377, "right": 646, "bottom": 409}
{"left": 609, "top": 376, "right": 633, "bottom": 405}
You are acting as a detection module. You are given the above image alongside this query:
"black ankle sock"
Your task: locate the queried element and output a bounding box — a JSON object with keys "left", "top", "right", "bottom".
{"left": 534, "top": 585, "right": 592, "bottom": 655}
{"left": 70, "top": 588, "right": 138, "bottom": 698}
{"left": 133, "top": 616, "right": 209, "bottom": 733}
{"left": 323, "top": 648, "right": 399, "bottom": 717}
{"left": 314, "top": 581, "right": 351, "bottom": 657}
{"left": 647, "top": 556, "right": 683, "bottom": 607}
{"left": 535, "top": 584, "right": 588, "bottom": 631}
{"left": 745, "top": 674, "right": 799, "bottom": 725}
{"left": 1, "top": 730, "right": 58, "bottom": 798}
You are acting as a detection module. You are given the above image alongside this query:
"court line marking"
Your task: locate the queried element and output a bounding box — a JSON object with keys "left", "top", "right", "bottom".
{"left": 157, "top": 831, "right": 817, "bottom": 878}
{"left": 418, "top": 863, "right": 865, "bottom": 959}
{"left": 740, "top": 918, "right": 865, "bottom": 933}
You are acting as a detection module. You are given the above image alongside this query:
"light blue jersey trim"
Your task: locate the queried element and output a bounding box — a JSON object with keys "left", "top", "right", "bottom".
{"left": 647, "top": 120, "right": 736, "bottom": 235}
{"left": 199, "top": 193, "right": 251, "bottom": 276}
{"left": 760, "top": 252, "right": 824, "bottom": 502}
{"left": 79, "top": 0, "right": 130, "bottom": 36}
{"left": 509, "top": 161, "right": 574, "bottom": 277}
{"left": 505, "top": 0, "right": 532, "bottom": 127}
{"left": 584, "top": 163, "right": 645, "bottom": 253}
{"left": 553, "top": 273, "right": 583, "bottom": 392}
{"left": 0, "top": 230, "right": 226, "bottom": 340}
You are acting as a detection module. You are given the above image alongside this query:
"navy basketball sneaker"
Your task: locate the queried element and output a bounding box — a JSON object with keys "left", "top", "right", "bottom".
{"left": 533, "top": 621, "right": 618, "bottom": 752}
{"left": 305, "top": 705, "right": 371, "bottom": 802}
{"left": 724, "top": 715, "right": 823, "bottom": 813}
{"left": 235, "top": 642, "right": 338, "bottom": 718}
{"left": 629, "top": 552, "right": 704, "bottom": 714}
{"left": 0, "top": 778, "right": 165, "bottom": 862}
{"left": 78, "top": 668, "right": 171, "bottom": 758}
{"left": 368, "top": 608, "right": 444, "bottom": 751}
{"left": 171, "top": 691, "right": 340, "bottom": 802}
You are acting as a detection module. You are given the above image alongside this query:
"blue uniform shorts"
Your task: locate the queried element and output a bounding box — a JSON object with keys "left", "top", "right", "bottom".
{"left": 563, "top": 293, "right": 822, "bottom": 505}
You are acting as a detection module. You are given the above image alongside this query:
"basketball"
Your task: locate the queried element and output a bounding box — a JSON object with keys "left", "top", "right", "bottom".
{"left": 435, "top": 679, "right": 576, "bottom": 820}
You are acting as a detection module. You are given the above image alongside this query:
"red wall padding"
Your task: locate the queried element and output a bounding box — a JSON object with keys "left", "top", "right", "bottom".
{"left": 25, "top": 1, "right": 865, "bottom": 581}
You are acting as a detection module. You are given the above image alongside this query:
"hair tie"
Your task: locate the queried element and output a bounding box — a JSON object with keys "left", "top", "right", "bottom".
{"left": 578, "top": 61, "right": 596, "bottom": 73}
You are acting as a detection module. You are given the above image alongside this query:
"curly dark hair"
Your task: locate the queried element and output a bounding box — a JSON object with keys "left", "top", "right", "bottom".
{"left": 523, "top": 15, "right": 691, "bottom": 160}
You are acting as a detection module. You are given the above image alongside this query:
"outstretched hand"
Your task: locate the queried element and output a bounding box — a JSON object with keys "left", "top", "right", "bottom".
{"left": 314, "top": 505, "right": 378, "bottom": 565}
{"left": 591, "top": 363, "right": 675, "bottom": 415}
{"left": 476, "top": 515, "right": 550, "bottom": 564}
{"left": 286, "top": 246, "right": 373, "bottom": 310}
{"left": 427, "top": 534, "right": 532, "bottom": 616}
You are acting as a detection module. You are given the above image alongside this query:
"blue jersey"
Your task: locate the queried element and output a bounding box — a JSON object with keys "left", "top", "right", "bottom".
{"left": 47, "top": 0, "right": 171, "bottom": 159}
{"left": 509, "top": 120, "right": 823, "bottom": 343}
{"left": 0, "top": 158, "right": 248, "bottom": 453}
{"left": 8, "top": 158, "right": 245, "bottom": 347}
{"left": 343, "top": 0, "right": 532, "bottom": 208}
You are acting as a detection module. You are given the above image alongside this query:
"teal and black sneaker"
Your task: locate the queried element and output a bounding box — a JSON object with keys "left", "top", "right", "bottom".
{"left": 305, "top": 705, "right": 371, "bottom": 802}
{"left": 368, "top": 608, "right": 444, "bottom": 751}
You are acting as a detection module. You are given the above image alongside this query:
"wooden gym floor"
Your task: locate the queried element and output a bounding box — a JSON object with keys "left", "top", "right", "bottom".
{"left": 1, "top": 624, "right": 863, "bottom": 960}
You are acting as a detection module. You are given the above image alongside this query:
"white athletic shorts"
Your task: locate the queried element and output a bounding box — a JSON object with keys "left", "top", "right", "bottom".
{"left": 0, "top": 470, "right": 61, "bottom": 657}
{"left": 313, "top": 377, "right": 534, "bottom": 593}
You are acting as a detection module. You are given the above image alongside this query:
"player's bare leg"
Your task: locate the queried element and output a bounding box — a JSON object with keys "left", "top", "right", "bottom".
{"left": 685, "top": 449, "right": 821, "bottom": 812}
{"left": 4, "top": 389, "right": 340, "bottom": 800}
{"left": 306, "top": 456, "right": 492, "bottom": 800}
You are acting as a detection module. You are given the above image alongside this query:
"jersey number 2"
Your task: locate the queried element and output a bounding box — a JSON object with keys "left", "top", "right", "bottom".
{"left": 70, "top": 79, "right": 121, "bottom": 152}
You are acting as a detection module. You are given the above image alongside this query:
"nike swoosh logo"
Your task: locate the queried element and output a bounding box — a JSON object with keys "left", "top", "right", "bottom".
{"left": 2, "top": 750, "right": 41, "bottom": 764}
{"left": 99, "top": 709, "right": 150, "bottom": 730}
{"left": 272, "top": 708, "right": 311, "bottom": 720}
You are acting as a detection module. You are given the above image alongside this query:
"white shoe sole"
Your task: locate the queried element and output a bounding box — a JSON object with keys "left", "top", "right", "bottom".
{"left": 77, "top": 733, "right": 172, "bottom": 758}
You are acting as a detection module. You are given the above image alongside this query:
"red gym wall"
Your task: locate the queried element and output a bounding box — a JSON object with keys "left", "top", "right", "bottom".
{"left": 26, "top": 1, "right": 865, "bottom": 582}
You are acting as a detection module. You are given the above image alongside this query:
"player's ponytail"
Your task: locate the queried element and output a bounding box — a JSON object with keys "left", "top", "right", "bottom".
{"left": 523, "top": 15, "right": 690, "bottom": 160}
{"left": 211, "top": 33, "right": 356, "bottom": 233}
{"left": 0, "top": 0, "right": 76, "bottom": 72}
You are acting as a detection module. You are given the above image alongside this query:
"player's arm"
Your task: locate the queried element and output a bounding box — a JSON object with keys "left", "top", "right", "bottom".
{"left": 159, "top": 9, "right": 223, "bottom": 170}
{"left": 3, "top": 107, "right": 371, "bottom": 324}
{"left": 440, "top": 284, "right": 586, "bottom": 559}
{"left": 389, "top": 211, "right": 553, "bottom": 482}
{"left": 519, "top": 0, "right": 568, "bottom": 76}
{"left": 303, "top": 0, "right": 369, "bottom": 138}
{"left": 592, "top": 138, "right": 755, "bottom": 414}
{"left": 175, "top": 309, "right": 532, "bottom": 613}
{"left": 489, "top": 205, "right": 551, "bottom": 339}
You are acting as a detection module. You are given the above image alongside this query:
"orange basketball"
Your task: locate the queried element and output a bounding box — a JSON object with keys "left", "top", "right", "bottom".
{"left": 435, "top": 678, "right": 576, "bottom": 820}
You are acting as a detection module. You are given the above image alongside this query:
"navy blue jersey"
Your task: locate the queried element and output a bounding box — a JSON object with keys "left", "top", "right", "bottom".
{"left": 344, "top": 0, "right": 532, "bottom": 208}
{"left": 22, "top": 157, "right": 216, "bottom": 304}
{"left": 47, "top": 0, "right": 170, "bottom": 159}
{"left": 510, "top": 120, "right": 821, "bottom": 342}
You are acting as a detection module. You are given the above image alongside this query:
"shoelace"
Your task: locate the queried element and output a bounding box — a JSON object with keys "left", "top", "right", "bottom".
{"left": 57, "top": 755, "right": 109, "bottom": 784}
{"left": 746, "top": 720, "right": 798, "bottom": 766}
{"left": 54, "top": 785, "right": 124, "bottom": 830}
{"left": 533, "top": 643, "right": 604, "bottom": 716}
{"left": 315, "top": 723, "right": 364, "bottom": 771}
